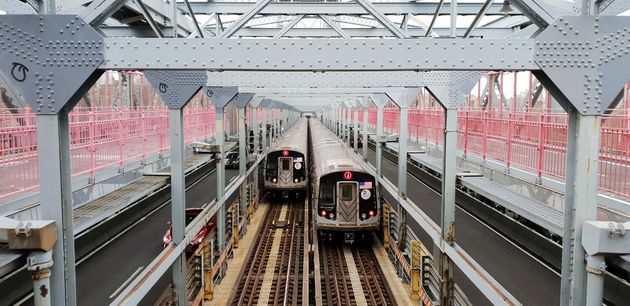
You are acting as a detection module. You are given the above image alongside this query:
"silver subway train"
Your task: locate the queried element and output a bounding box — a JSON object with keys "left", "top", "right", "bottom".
{"left": 263, "top": 118, "right": 308, "bottom": 199}
{"left": 309, "top": 118, "right": 379, "bottom": 240}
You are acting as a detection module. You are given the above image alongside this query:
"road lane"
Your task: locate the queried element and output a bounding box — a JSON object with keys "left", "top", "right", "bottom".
{"left": 367, "top": 149, "right": 560, "bottom": 306}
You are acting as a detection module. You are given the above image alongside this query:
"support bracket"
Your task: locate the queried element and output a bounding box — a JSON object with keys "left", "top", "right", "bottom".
{"left": 423, "top": 71, "right": 483, "bottom": 109}
{"left": 205, "top": 86, "right": 239, "bottom": 108}
{"left": 0, "top": 15, "right": 104, "bottom": 114}
{"left": 534, "top": 16, "right": 630, "bottom": 115}
{"left": 144, "top": 71, "right": 207, "bottom": 109}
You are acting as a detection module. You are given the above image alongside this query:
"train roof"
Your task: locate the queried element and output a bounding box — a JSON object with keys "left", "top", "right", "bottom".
{"left": 269, "top": 117, "right": 308, "bottom": 155}
{"left": 309, "top": 118, "right": 373, "bottom": 178}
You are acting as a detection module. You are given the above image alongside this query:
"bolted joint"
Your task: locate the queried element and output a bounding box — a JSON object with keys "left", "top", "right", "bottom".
{"left": 586, "top": 255, "right": 606, "bottom": 275}
{"left": 27, "top": 251, "right": 54, "bottom": 272}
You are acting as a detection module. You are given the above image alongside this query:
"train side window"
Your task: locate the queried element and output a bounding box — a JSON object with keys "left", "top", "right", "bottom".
{"left": 340, "top": 184, "right": 354, "bottom": 201}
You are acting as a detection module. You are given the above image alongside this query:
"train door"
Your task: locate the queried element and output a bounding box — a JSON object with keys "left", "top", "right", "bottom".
{"left": 336, "top": 182, "right": 358, "bottom": 225}
{"left": 278, "top": 157, "right": 293, "bottom": 186}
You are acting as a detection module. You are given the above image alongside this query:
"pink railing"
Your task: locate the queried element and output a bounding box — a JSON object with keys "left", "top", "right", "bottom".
{"left": 374, "top": 107, "right": 630, "bottom": 198}
{"left": 0, "top": 105, "right": 216, "bottom": 203}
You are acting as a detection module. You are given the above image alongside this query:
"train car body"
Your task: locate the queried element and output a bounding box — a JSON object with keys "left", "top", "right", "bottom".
{"left": 263, "top": 118, "right": 308, "bottom": 199}
{"left": 309, "top": 118, "right": 379, "bottom": 240}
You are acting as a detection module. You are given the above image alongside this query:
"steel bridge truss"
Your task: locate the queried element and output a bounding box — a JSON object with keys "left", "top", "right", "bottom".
{"left": 1, "top": 0, "right": 630, "bottom": 305}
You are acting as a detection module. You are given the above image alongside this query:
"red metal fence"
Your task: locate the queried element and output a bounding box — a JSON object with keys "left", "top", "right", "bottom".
{"left": 0, "top": 105, "right": 216, "bottom": 203}
{"left": 371, "top": 107, "right": 630, "bottom": 198}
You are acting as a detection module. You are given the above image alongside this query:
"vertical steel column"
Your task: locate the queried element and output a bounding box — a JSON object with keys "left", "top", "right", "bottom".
{"left": 215, "top": 107, "right": 226, "bottom": 252}
{"left": 168, "top": 109, "right": 187, "bottom": 306}
{"left": 376, "top": 106, "right": 384, "bottom": 177}
{"left": 362, "top": 106, "right": 369, "bottom": 161}
{"left": 398, "top": 106, "right": 409, "bottom": 198}
{"left": 252, "top": 106, "right": 259, "bottom": 190}
{"left": 347, "top": 107, "right": 352, "bottom": 147}
{"left": 262, "top": 108, "right": 267, "bottom": 150}
{"left": 226, "top": 108, "right": 232, "bottom": 139}
{"left": 585, "top": 255, "right": 606, "bottom": 306}
{"left": 353, "top": 108, "right": 359, "bottom": 153}
{"left": 439, "top": 109, "right": 458, "bottom": 306}
{"left": 238, "top": 107, "right": 247, "bottom": 234}
{"left": 37, "top": 112, "right": 76, "bottom": 306}
{"left": 561, "top": 113, "right": 602, "bottom": 306}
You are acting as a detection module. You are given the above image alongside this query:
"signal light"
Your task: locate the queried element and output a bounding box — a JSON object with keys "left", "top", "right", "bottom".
{"left": 343, "top": 171, "right": 352, "bottom": 180}
{"left": 320, "top": 209, "right": 327, "bottom": 216}
{"left": 282, "top": 150, "right": 289, "bottom": 156}
{"left": 368, "top": 210, "right": 375, "bottom": 217}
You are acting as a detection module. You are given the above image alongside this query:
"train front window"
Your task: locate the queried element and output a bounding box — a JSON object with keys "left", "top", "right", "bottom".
{"left": 281, "top": 158, "right": 291, "bottom": 170}
{"left": 267, "top": 159, "right": 277, "bottom": 169}
{"left": 340, "top": 184, "right": 354, "bottom": 201}
{"left": 319, "top": 184, "right": 334, "bottom": 203}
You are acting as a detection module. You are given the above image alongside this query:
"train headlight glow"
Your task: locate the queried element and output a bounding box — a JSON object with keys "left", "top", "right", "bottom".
{"left": 272, "top": 178, "right": 277, "bottom": 183}
{"left": 368, "top": 210, "right": 375, "bottom": 217}
{"left": 294, "top": 178, "right": 299, "bottom": 183}
{"left": 328, "top": 213, "right": 334, "bottom": 219}
{"left": 320, "top": 209, "right": 327, "bottom": 216}
{"left": 361, "top": 213, "right": 367, "bottom": 220}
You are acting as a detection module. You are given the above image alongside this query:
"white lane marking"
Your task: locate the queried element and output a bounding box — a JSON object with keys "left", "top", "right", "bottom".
{"left": 343, "top": 246, "right": 368, "bottom": 306}
{"left": 109, "top": 266, "right": 144, "bottom": 299}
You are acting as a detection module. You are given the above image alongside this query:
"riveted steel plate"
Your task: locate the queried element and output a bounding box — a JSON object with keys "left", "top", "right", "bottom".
{"left": 102, "top": 38, "right": 537, "bottom": 71}
{"left": 385, "top": 87, "right": 423, "bottom": 108}
{"left": 423, "top": 71, "right": 482, "bottom": 109}
{"left": 0, "top": 15, "right": 104, "bottom": 114}
{"left": 356, "top": 96, "right": 371, "bottom": 108}
{"left": 369, "top": 93, "right": 390, "bottom": 108}
{"left": 232, "top": 93, "right": 254, "bottom": 108}
{"left": 250, "top": 95, "right": 264, "bottom": 107}
{"left": 144, "top": 71, "right": 206, "bottom": 109}
{"left": 205, "top": 71, "right": 424, "bottom": 87}
{"left": 204, "top": 86, "right": 238, "bottom": 108}
{"left": 535, "top": 16, "right": 630, "bottom": 115}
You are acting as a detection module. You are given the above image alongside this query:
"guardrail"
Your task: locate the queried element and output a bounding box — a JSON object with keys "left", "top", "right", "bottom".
{"left": 359, "top": 107, "right": 630, "bottom": 199}
{"left": 0, "top": 106, "right": 216, "bottom": 203}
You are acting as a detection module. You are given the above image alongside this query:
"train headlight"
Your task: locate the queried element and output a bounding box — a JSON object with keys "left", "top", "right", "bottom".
{"left": 320, "top": 209, "right": 327, "bottom": 217}
{"left": 272, "top": 178, "right": 277, "bottom": 183}
{"left": 328, "top": 213, "right": 334, "bottom": 219}
{"left": 361, "top": 213, "right": 367, "bottom": 220}
{"left": 294, "top": 178, "right": 299, "bottom": 183}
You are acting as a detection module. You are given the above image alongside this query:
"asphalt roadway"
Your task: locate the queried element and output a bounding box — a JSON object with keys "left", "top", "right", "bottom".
{"left": 73, "top": 167, "right": 239, "bottom": 306}
{"left": 366, "top": 149, "right": 560, "bottom": 305}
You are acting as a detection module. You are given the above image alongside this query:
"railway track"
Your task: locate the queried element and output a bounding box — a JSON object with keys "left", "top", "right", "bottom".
{"left": 230, "top": 199, "right": 307, "bottom": 306}
{"left": 315, "top": 235, "right": 396, "bottom": 306}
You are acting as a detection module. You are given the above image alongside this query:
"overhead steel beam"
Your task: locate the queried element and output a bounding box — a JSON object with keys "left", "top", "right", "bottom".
{"left": 510, "top": 0, "right": 565, "bottom": 29}
{"left": 80, "top": 0, "right": 130, "bottom": 26}
{"left": 208, "top": 71, "right": 424, "bottom": 87}
{"left": 135, "top": 0, "right": 164, "bottom": 38}
{"left": 102, "top": 37, "right": 536, "bottom": 71}
{"left": 273, "top": 14, "right": 305, "bottom": 39}
{"left": 220, "top": 0, "right": 272, "bottom": 38}
{"left": 319, "top": 14, "right": 351, "bottom": 39}
{"left": 425, "top": 0, "right": 445, "bottom": 37}
{"left": 100, "top": 25, "right": 516, "bottom": 38}
{"left": 186, "top": 2, "right": 523, "bottom": 16}
{"left": 355, "top": 0, "right": 407, "bottom": 38}
{"left": 463, "top": 0, "right": 493, "bottom": 38}
{"left": 183, "top": 0, "right": 204, "bottom": 38}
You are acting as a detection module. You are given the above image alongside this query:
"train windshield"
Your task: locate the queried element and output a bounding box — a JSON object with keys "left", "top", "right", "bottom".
{"left": 281, "top": 158, "right": 291, "bottom": 170}
{"left": 319, "top": 183, "right": 334, "bottom": 203}
{"left": 267, "top": 158, "right": 277, "bottom": 169}
{"left": 340, "top": 184, "right": 354, "bottom": 201}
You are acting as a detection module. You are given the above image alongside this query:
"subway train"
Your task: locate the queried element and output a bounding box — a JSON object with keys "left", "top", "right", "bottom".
{"left": 309, "top": 118, "right": 380, "bottom": 242}
{"left": 263, "top": 118, "right": 308, "bottom": 199}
